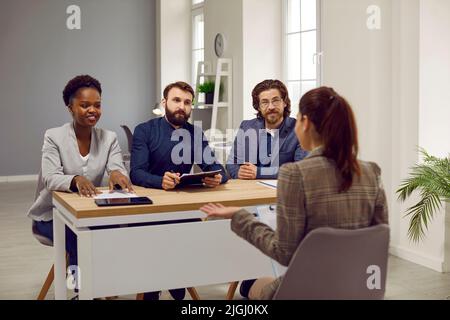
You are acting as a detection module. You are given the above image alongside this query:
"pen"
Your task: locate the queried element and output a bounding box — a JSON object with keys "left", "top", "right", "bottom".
{"left": 170, "top": 170, "right": 178, "bottom": 184}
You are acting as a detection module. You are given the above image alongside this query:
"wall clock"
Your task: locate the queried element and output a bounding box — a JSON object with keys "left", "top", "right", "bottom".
{"left": 214, "top": 33, "right": 225, "bottom": 57}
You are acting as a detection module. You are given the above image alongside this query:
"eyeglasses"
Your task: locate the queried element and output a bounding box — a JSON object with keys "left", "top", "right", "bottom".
{"left": 260, "top": 97, "right": 283, "bottom": 109}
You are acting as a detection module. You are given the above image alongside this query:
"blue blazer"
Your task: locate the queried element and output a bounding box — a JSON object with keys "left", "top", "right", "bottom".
{"left": 226, "top": 117, "right": 307, "bottom": 179}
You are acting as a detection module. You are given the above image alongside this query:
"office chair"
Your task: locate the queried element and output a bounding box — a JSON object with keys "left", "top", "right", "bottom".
{"left": 120, "top": 125, "right": 133, "bottom": 158}
{"left": 119, "top": 125, "right": 133, "bottom": 172}
{"left": 272, "top": 224, "right": 390, "bottom": 300}
{"left": 33, "top": 222, "right": 57, "bottom": 300}
{"left": 30, "top": 170, "right": 54, "bottom": 300}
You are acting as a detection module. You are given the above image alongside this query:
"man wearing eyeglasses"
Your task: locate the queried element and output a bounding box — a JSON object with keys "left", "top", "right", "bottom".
{"left": 226, "top": 79, "right": 308, "bottom": 180}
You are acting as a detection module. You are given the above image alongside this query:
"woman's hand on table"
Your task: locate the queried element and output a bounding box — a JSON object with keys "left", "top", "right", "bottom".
{"left": 73, "top": 176, "right": 101, "bottom": 197}
{"left": 109, "top": 170, "right": 134, "bottom": 193}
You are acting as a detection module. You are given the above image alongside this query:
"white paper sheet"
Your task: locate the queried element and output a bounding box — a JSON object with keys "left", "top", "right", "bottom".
{"left": 93, "top": 190, "right": 138, "bottom": 199}
{"left": 257, "top": 180, "right": 278, "bottom": 189}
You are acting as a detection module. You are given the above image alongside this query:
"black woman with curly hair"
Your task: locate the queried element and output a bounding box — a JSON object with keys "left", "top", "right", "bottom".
{"left": 28, "top": 75, "right": 132, "bottom": 278}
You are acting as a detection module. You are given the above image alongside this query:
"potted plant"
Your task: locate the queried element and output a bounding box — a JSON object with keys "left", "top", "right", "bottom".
{"left": 198, "top": 81, "right": 215, "bottom": 104}
{"left": 396, "top": 148, "right": 450, "bottom": 242}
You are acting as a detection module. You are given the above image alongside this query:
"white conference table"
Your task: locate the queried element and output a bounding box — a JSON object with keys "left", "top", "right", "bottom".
{"left": 52, "top": 180, "right": 277, "bottom": 300}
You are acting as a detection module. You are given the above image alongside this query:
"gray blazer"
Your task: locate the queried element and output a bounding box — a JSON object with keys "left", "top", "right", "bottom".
{"left": 231, "top": 146, "right": 389, "bottom": 299}
{"left": 28, "top": 122, "right": 128, "bottom": 221}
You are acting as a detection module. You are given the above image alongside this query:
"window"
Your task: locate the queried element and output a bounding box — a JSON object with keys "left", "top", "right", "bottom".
{"left": 192, "top": 0, "right": 204, "bottom": 86}
{"left": 283, "top": 0, "right": 321, "bottom": 114}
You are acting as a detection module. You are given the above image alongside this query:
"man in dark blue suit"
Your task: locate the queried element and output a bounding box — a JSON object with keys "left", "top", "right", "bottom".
{"left": 130, "top": 81, "right": 228, "bottom": 300}
{"left": 226, "top": 79, "right": 307, "bottom": 180}
{"left": 131, "top": 81, "right": 228, "bottom": 191}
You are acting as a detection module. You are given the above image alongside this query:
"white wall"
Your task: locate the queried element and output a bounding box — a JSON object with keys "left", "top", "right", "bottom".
{"left": 415, "top": 0, "right": 450, "bottom": 270}
{"left": 389, "top": 0, "right": 450, "bottom": 273}
{"left": 419, "top": 0, "right": 450, "bottom": 160}
{"left": 321, "top": 0, "right": 393, "bottom": 167}
{"left": 390, "top": 0, "right": 421, "bottom": 263}
{"left": 388, "top": 0, "right": 446, "bottom": 272}
{"left": 157, "top": 0, "right": 191, "bottom": 100}
{"left": 0, "top": 0, "right": 157, "bottom": 176}
{"left": 242, "top": 0, "right": 283, "bottom": 121}
{"left": 204, "top": 0, "right": 244, "bottom": 130}
{"left": 204, "top": 0, "right": 282, "bottom": 129}
{"left": 322, "top": 0, "right": 449, "bottom": 271}
{"left": 321, "top": 0, "right": 394, "bottom": 224}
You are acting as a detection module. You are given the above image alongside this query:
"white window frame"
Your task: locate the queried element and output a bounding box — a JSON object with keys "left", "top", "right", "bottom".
{"left": 191, "top": 1, "right": 204, "bottom": 86}
{"left": 282, "top": 0, "right": 322, "bottom": 112}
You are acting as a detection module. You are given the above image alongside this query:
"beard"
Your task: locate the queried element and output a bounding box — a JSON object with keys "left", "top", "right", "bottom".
{"left": 263, "top": 110, "right": 283, "bottom": 125}
{"left": 165, "top": 107, "right": 191, "bottom": 126}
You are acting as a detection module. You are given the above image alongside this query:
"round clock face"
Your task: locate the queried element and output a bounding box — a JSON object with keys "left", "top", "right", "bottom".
{"left": 214, "top": 33, "right": 225, "bottom": 57}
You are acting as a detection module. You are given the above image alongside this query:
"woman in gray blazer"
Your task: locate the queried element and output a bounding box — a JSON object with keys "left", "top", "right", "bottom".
{"left": 200, "top": 87, "right": 389, "bottom": 299}
{"left": 28, "top": 75, "right": 132, "bottom": 267}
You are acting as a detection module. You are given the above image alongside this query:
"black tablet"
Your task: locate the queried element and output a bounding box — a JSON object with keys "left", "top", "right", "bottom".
{"left": 178, "top": 169, "right": 222, "bottom": 186}
{"left": 95, "top": 197, "right": 153, "bottom": 207}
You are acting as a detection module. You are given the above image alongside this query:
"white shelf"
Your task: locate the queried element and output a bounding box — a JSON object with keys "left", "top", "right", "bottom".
{"left": 193, "top": 59, "right": 233, "bottom": 132}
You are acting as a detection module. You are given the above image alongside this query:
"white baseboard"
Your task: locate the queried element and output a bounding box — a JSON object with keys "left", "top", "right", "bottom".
{"left": 0, "top": 175, "right": 38, "bottom": 183}
{"left": 390, "top": 245, "right": 445, "bottom": 272}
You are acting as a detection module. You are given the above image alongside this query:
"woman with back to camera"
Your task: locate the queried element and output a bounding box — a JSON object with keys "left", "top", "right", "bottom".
{"left": 200, "top": 86, "right": 389, "bottom": 299}
{"left": 28, "top": 75, "right": 132, "bottom": 270}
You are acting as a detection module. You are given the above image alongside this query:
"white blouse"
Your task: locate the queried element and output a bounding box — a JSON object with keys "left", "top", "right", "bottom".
{"left": 80, "top": 154, "right": 90, "bottom": 177}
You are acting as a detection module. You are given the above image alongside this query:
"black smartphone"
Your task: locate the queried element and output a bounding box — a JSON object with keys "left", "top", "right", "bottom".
{"left": 95, "top": 197, "right": 153, "bottom": 207}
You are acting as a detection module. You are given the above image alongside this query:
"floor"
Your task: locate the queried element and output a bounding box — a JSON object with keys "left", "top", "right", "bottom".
{"left": 1, "top": 180, "right": 449, "bottom": 300}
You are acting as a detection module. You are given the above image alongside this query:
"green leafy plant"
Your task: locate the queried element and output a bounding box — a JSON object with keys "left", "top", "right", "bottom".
{"left": 396, "top": 148, "right": 450, "bottom": 242}
{"left": 198, "top": 81, "right": 215, "bottom": 94}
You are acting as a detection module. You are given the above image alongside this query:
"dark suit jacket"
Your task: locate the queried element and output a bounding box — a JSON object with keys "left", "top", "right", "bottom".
{"left": 130, "top": 117, "right": 228, "bottom": 189}
{"left": 230, "top": 147, "right": 389, "bottom": 299}
{"left": 226, "top": 117, "right": 307, "bottom": 179}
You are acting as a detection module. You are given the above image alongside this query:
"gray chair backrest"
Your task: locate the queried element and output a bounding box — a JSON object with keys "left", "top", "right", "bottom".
{"left": 273, "top": 224, "right": 390, "bottom": 300}
{"left": 120, "top": 125, "right": 134, "bottom": 153}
